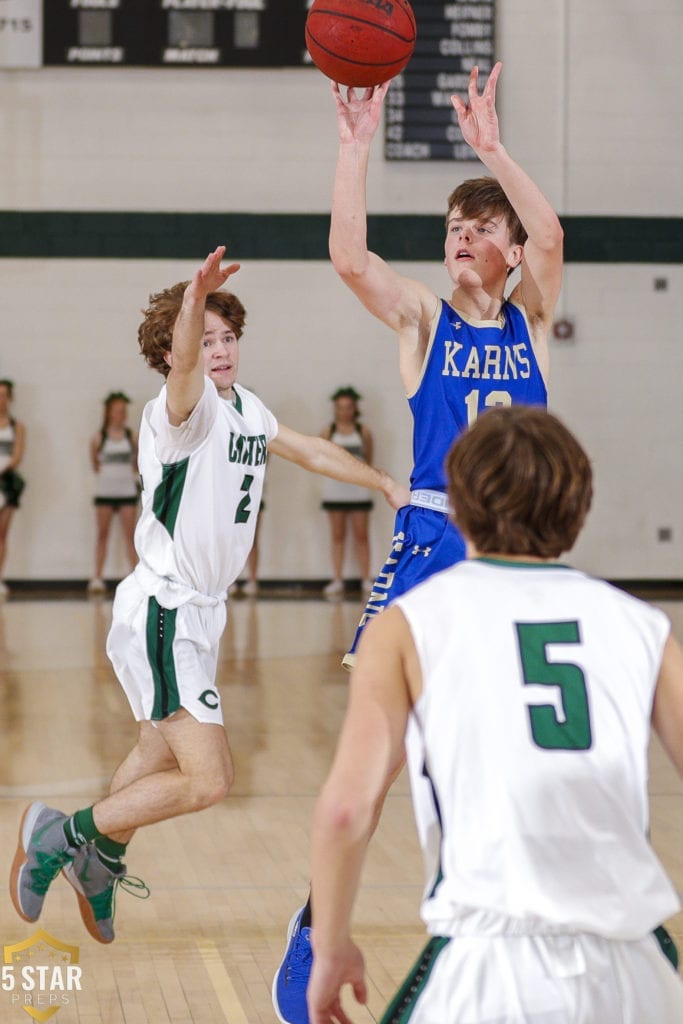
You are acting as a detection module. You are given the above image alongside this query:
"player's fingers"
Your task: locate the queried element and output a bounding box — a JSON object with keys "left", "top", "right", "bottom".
{"left": 468, "top": 64, "right": 480, "bottom": 100}
{"left": 484, "top": 60, "right": 502, "bottom": 99}
{"left": 202, "top": 246, "right": 225, "bottom": 274}
{"left": 332, "top": 1000, "right": 354, "bottom": 1024}
{"left": 353, "top": 977, "right": 368, "bottom": 1005}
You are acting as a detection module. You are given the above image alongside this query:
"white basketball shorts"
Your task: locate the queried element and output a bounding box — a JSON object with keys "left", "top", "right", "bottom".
{"left": 106, "top": 574, "right": 227, "bottom": 725}
{"left": 381, "top": 930, "right": 683, "bottom": 1024}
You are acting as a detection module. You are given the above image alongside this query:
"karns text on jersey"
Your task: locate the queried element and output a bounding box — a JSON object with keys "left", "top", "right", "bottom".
{"left": 228, "top": 432, "right": 267, "bottom": 466}
{"left": 442, "top": 341, "right": 532, "bottom": 380}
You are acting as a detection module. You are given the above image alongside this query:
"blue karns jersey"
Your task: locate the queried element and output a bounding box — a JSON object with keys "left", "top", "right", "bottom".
{"left": 409, "top": 299, "right": 547, "bottom": 492}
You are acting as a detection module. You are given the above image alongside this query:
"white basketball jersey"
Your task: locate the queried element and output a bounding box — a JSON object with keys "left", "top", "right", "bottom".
{"left": 133, "top": 378, "right": 277, "bottom": 605}
{"left": 395, "top": 557, "right": 681, "bottom": 940}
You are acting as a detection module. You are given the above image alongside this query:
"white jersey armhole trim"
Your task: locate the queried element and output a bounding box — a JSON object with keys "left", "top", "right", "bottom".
{"left": 405, "top": 298, "right": 443, "bottom": 401}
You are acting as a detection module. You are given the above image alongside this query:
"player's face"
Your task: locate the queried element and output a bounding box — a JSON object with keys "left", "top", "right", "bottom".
{"left": 444, "top": 208, "right": 520, "bottom": 287}
{"left": 202, "top": 311, "right": 239, "bottom": 396}
{"left": 0, "top": 385, "right": 10, "bottom": 414}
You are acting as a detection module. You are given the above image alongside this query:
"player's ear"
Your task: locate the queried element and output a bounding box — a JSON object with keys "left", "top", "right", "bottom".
{"left": 163, "top": 350, "right": 173, "bottom": 368}
{"left": 508, "top": 244, "right": 523, "bottom": 270}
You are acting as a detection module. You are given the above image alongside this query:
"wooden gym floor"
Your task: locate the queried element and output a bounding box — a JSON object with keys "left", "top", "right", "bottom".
{"left": 0, "top": 593, "right": 681, "bottom": 1023}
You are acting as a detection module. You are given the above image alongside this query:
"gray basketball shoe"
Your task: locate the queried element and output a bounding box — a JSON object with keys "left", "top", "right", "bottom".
{"left": 62, "top": 845, "right": 149, "bottom": 944}
{"left": 10, "top": 802, "right": 76, "bottom": 922}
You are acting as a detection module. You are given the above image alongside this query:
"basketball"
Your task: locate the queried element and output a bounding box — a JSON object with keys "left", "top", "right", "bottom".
{"left": 305, "top": 0, "right": 416, "bottom": 88}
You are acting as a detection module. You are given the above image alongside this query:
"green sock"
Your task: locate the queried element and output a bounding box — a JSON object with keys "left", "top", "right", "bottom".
{"left": 94, "top": 834, "right": 127, "bottom": 868}
{"left": 63, "top": 807, "right": 127, "bottom": 865}
{"left": 63, "top": 806, "right": 98, "bottom": 847}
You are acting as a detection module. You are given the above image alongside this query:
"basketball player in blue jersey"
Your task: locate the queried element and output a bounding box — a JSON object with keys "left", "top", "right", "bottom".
{"left": 334, "top": 60, "right": 560, "bottom": 664}
{"left": 272, "top": 61, "right": 564, "bottom": 1024}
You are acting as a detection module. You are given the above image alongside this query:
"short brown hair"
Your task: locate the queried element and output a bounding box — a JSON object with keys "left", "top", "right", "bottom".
{"left": 446, "top": 406, "right": 592, "bottom": 558}
{"left": 138, "top": 282, "right": 247, "bottom": 377}
{"left": 446, "top": 177, "right": 527, "bottom": 247}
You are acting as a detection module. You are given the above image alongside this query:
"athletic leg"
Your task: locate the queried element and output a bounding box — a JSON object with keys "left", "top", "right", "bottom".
{"left": 0, "top": 505, "right": 15, "bottom": 582}
{"left": 91, "top": 709, "right": 233, "bottom": 842}
{"left": 91, "top": 505, "right": 114, "bottom": 586}
{"left": 118, "top": 503, "right": 138, "bottom": 571}
{"left": 324, "top": 510, "right": 347, "bottom": 595}
{"left": 350, "top": 508, "right": 371, "bottom": 583}
{"left": 61, "top": 712, "right": 233, "bottom": 942}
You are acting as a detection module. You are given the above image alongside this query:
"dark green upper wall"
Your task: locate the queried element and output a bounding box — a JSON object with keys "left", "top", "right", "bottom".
{"left": 0, "top": 212, "right": 681, "bottom": 262}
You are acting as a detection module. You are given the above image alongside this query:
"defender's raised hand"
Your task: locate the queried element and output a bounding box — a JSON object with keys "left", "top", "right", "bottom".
{"left": 451, "top": 61, "right": 503, "bottom": 157}
{"left": 186, "top": 245, "right": 240, "bottom": 301}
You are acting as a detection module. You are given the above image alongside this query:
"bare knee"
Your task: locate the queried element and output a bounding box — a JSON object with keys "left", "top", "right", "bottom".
{"left": 186, "top": 761, "right": 233, "bottom": 810}
{"left": 158, "top": 713, "right": 234, "bottom": 810}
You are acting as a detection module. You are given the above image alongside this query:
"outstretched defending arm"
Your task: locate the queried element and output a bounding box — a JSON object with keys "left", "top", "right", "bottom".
{"left": 268, "top": 423, "right": 410, "bottom": 511}
{"left": 165, "top": 246, "right": 240, "bottom": 425}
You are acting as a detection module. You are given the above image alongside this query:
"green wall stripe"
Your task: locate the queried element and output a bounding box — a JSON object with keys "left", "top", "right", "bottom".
{"left": 0, "top": 211, "right": 681, "bottom": 262}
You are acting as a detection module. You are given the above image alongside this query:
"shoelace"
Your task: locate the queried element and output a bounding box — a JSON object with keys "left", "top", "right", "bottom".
{"left": 91, "top": 874, "right": 151, "bottom": 921}
{"left": 286, "top": 929, "right": 313, "bottom": 981}
{"left": 30, "top": 849, "right": 73, "bottom": 895}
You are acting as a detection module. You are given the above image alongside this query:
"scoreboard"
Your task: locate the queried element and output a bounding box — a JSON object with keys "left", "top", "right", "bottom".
{"left": 1, "top": 1, "right": 495, "bottom": 161}
{"left": 385, "top": 1, "right": 495, "bottom": 161}
{"left": 43, "top": 0, "right": 309, "bottom": 68}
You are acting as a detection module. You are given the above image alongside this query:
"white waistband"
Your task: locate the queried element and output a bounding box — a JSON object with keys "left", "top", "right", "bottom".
{"left": 410, "top": 489, "right": 451, "bottom": 513}
{"left": 133, "top": 562, "right": 226, "bottom": 608}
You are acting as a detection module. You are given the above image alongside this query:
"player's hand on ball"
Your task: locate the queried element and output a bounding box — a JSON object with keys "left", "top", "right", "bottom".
{"left": 332, "top": 80, "right": 391, "bottom": 144}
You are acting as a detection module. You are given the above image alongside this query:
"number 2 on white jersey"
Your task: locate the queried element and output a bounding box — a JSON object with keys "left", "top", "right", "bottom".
{"left": 234, "top": 473, "right": 254, "bottom": 524}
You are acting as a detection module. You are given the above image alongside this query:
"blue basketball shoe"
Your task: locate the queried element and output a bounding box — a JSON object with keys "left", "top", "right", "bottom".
{"left": 272, "top": 907, "right": 312, "bottom": 1024}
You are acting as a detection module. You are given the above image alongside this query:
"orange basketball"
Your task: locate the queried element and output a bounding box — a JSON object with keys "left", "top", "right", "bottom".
{"left": 305, "top": 0, "right": 416, "bottom": 88}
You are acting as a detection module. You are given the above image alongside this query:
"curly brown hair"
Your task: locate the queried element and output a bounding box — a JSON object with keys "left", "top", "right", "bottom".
{"left": 446, "top": 406, "right": 593, "bottom": 558}
{"left": 446, "top": 176, "right": 527, "bottom": 248}
{"left": 138, "top": 283, "right": 247, "bottom": 377}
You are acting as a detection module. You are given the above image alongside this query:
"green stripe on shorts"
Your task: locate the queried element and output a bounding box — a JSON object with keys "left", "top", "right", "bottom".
{"left": 146, "top": 597, "right": 180, "bottom": 720}
{"left": 380, "top": 935, "right": 450, "bottom": 1024}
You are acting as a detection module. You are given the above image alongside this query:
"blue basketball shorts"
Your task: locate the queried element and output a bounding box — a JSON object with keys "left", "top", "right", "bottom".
{"left": 343, "top": 504, "right": 466, "bottom": 667}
